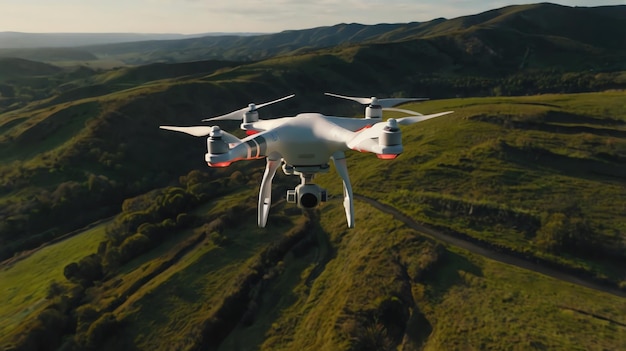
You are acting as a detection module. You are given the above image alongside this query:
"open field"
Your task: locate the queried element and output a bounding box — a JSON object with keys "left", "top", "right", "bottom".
{"left": 0, "top": 221, "right": 109, "bottom": 341}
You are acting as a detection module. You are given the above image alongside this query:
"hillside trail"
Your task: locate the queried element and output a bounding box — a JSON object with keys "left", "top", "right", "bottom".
{"left": 355, "top": 194, "right": 626, "bottom": 299}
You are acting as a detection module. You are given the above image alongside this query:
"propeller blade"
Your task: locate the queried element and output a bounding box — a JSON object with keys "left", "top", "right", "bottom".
{"left": 376, "top": 97, "right": 429, "bottom": 108}
{"left": 384, "top": 107, "right": 423, "bottom": 116}
{"left": 324, "top": 92, "right": 372, "bottom": 105}
{"left": 160, "top": 125, "right": 213, "bottom": 137}
{"left": 255, "top": 94, "right": 295, "bottom": 109}
{"left": 347, "top": 111, "right": 454, "bottom": 149}
{"left": 159, "top": 125, "right": 241, "bottom": 145}
{"left": 396, "top": 111, "right": 454, "bottom": 125}
{"left": 325, "top": 92, "right": 428, "bottom": 108}
{"left": 202, "top": 94, "right": 295, "bottom": 122}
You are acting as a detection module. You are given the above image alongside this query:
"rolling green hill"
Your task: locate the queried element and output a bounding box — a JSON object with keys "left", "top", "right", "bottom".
{"left": 78, "top": 3, "right": 626, "bottom": 70}
{"left": 2, "top": 93, "right": 626, "bottom": 351}
{"left": 1, "top": 3, "right": 626, "bottom": 350}
{"left": 4, "top": 3, "right": 623, "bottom": 70}
{"left": 1, "top": 8, "right": 626, "bottom": 265}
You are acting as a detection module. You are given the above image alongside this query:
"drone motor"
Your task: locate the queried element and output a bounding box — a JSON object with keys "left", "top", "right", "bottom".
{"left": 365, "top": 97, "right": 383, "bottom": 119}
{"left": 241, "top": 106, "right": 260, "bottom": 131}
{"left": 379, "top": 119, "right": 401, "bottom": 146}
{"left": 207, "top": 126, "right": 229, "bottom": 154}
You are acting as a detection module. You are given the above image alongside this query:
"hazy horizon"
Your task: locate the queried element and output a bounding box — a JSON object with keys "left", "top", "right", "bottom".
{"left": 1, "top": 1, "right": 625, "bottom": 35}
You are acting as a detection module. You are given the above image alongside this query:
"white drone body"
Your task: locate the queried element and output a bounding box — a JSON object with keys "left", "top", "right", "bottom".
{"left": 160, "top": 93, "right": 453, "bottom": 228}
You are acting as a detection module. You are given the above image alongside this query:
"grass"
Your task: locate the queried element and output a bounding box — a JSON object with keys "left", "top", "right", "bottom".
{"left": 73, "top": 188, "right": 298, "bottom": 350}
{"left": 0, "top": 220, "right": 109, "bottom": 342}
{"left": 110, "top": 222, "right": 291, "bottom": 349}
{"left": 250, "top": 200, "right": 626, "bottom": 350}
{"left": 3, "top": 91, "right": 626, "bottom": 350}
{"left": 315, "top": 91, "right": 626, "bottom": 282}
{"left": 420, "top": 246, "right": 626, "bottom": 350}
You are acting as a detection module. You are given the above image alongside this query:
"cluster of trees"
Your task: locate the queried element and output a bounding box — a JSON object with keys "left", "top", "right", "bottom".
{"left": 406, "top": 192, "right": 625, "bottom": 264}
{"left": 101, "top": 186, "right": 198, "bottom": 272}
{"left": 411, "top": 70, "right": 626, "bottom": 99}
{"left": 0, "top": 173, "right": 122, "bottom": 261}
{"left": 9, "top": 168, "right": 249, "bottom": 351}
{"left": 534, "top": 211, "right": 624, "bottom": 260}
{"left": 77, "top": 169, "right": 238, "bottom": 283}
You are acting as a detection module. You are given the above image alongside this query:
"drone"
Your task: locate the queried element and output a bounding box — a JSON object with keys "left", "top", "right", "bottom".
{"left": 160, "top": 93, "right": 453, "bottom": 228}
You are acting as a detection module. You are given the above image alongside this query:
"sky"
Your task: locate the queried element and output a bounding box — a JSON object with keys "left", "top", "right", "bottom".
{"left": 1, "top": 0, "right": 625, "bottom": 34}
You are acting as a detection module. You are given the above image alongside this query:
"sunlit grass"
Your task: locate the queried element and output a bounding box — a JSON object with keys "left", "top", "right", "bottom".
{"left": 0, "top": 221, "right": 109, "bottom": 341}
{"left": 317, "top": 91, "right": 626, "bottom": 282}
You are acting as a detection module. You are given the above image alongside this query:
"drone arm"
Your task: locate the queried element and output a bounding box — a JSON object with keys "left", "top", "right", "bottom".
{"left": 206, "top": 130, "right": 271, "bottom": 166}
{"left": 332, "top": 151, "right": 354, "bottom": 228}
{"left": 346, "top": 120, "right": 403, "bottom": 157}
{"left": 258, "top": 156, "right": 282, "bottom": 227}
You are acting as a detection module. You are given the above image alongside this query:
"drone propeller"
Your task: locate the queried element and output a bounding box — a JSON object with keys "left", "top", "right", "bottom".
{"left": 384, "top": 107, "right": 423, "bottom": 116}
{"left": 347, "top": 111, "right": 454, "bottom": 149}
{"left": 159, "top": 125, "right": 242, "bottom": 145}
{"left": 202, "top": 94, "right": 295, "bottom": 122}
{"left": 396, "top": 111, "right": 454, "bottom": 125}
{"left": 324, "top": 92, "right": 428, "bottom": 108}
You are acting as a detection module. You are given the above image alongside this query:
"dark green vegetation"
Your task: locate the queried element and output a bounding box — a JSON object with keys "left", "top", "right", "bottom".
{"left": 1, "top": 3, "right": 626, "bottom": 350}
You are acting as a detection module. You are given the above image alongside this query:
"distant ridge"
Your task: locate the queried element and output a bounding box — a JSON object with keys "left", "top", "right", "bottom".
{"left": 0, "top": 31, "right": 264, "bottom": 49}
{"left": 0, "top": 57, "right": 61, "bottom": 78}
{"left": 83, "top": 3, "right": 626, "bottom": 65}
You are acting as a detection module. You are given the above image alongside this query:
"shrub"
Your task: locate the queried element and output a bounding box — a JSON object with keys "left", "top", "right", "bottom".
{"left": 119, "top": 233, "right": 151, "bottom": 262}
{"left": 86, "top": 313, "right": 118, "bottom": 347}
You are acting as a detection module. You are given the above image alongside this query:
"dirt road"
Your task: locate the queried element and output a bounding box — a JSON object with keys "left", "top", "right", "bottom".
{"left": 355, "top": 194, "right": 626, "bottom": 298}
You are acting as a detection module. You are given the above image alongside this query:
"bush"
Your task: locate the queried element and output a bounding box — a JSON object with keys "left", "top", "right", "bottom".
{"left": 535, "top": 212, "right": 597, "bottom": 257}
{"left": 209, "top": 231, "right": 228, "bottom": 246}
{"left": 86, "top": 313, "right": 118, "bottom": 347}
{"left": 75, "top": 304, "right": 99, "bottom": 333}
{"left": 63, "top": 254, "right": 103, "bottom": 287}
{"left": 119, "top": 233, "right": 151, "bottom": 262}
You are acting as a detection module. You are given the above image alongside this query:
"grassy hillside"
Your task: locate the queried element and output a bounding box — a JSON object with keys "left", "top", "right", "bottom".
{"left": 320, "top": 91, "right": 626, "bottom": 282}
{"left": 2, "top": 92, "right": 626, "bottom": 351}
{"left": 1, "top": 6, "right": 625, "bottom": 347}
{"left": 1, "top": 41, "right": 625, "bottom": 262}
{"left": 9, "top": 3, "right": 618, "bottom": 69}
{"left": 0, "top": 220, "right": 109, "bottom": 338}
{"left": 3, "top": 179, "right": 625, "bottom": 350}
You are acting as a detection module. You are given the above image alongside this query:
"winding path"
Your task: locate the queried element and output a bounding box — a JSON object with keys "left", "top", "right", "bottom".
{"left": 355, "top": 194, "right": 626, "bottom": 298}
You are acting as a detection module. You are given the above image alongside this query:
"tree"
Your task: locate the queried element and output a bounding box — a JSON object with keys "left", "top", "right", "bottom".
{"left": 535, "top": 213, "right": 566, "bottom": 252}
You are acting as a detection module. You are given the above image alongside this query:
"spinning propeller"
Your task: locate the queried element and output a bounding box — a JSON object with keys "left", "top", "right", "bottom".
{"left": 324, "top": 92, "right": 428, "bottom": 108}
{"left": 324, "top": 92, "right": 428, "bottom": 119}
{"left": 159, "top": 125, "right": 241, "bottom": 145}
{"left": 202, "top": 94, "right": 295, "bottom": 121}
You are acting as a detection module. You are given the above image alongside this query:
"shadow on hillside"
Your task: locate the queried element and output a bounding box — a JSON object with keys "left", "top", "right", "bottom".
{"left": 0, "top": 116, "right": 27, "bottom": 134}
{"left": 501, "top": 142, "right": 626, "bottom": 181}
{"left": 473, "top": 111, "right": 626, "bottom": 139}
{"left": 215, "top": 218, "right": 333, "bottom": 351}
{"left": 422, "top": 249, "right": 483, "bottom": 299}
{"left": 512, "top": 120, "right": 626, "bottom": 139}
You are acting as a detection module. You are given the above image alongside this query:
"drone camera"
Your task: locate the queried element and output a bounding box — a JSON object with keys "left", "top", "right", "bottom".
{"left": 287, "top": 184, "right": 327, "bottom": 209}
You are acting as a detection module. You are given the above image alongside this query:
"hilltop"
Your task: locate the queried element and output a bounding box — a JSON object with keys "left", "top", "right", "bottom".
{"left": 0, "top": 32, "right": 258, "bottom": 49}
{"left": 1, "top": 3, "right": 625, "bottom": 70}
